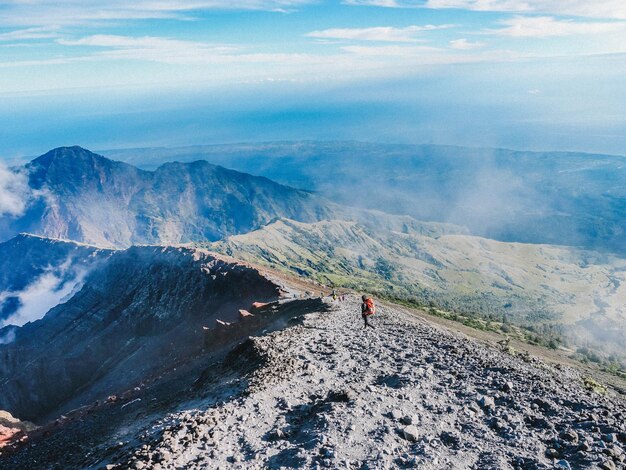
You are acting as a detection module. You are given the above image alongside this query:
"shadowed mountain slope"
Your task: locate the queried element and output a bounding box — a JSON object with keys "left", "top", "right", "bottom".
{"left": 0, "top": 245, "right": 281, "bottom": 422}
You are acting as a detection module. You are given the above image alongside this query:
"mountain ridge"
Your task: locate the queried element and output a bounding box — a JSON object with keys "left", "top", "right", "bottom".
{"left": 103, "top": 140, "right": 626, "bottom": 255}
{"left": 1, "top": 146, "right": 340, "bottom": 248}
{"left": 210, "top": 217, "right": 626, "bottom": 359}
{"left": 0, "top": 243, "right": 283, "bottom": 422}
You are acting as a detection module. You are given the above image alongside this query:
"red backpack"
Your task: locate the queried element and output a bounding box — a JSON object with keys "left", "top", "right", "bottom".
{"left": 364, "top": 298, "right": 376, "bottom": 315}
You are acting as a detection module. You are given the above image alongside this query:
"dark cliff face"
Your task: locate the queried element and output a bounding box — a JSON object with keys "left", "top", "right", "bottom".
{"left": 1, "top": 147, "right": 337, "bottom": 248}
{"left": 0, "top": 246, "right": 280, "bottom": 422}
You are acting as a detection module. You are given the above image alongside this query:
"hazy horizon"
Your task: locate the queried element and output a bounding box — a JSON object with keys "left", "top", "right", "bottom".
{"left": 1, "top": 1, "right": 625, "bottom": 160}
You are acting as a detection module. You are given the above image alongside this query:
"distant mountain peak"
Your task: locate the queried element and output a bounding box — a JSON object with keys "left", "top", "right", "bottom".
{"left": 30, "top": 146, "right": 105, "bottom": 167}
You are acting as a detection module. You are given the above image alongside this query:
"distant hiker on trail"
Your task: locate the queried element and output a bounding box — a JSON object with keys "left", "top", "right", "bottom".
{"left": 332, "top": 289, "right": 337, "bottom": 301}
{"left": 361, "top": 295, "right": 376, "bottom": 329}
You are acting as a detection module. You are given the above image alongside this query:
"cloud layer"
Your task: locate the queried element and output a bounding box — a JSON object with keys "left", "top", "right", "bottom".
{"left": 0, "top": 262, "right": 88, "bottom": 330}
{"left": 0, "top": 0, "right": 314, "bottom": 26}
{"left": 0, "top": 164, "right": 30, "bottom": 217}
{"left": 488, "top": 16, "right": 626, "bottom": 37}
{"left": 346, "top": 0, "right": 626, "bottom": 19}
{"left": 307, "top": 25, "right": 455, "bottom": 42}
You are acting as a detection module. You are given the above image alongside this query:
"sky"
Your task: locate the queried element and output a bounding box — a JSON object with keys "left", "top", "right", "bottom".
{"left": 0, "top": 0, "right": 625, "bottom": 159}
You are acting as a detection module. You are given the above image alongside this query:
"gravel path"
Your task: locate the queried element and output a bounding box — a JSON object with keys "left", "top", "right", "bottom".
{"left": 120, "top": 296, "right": 626, "bottom": 470}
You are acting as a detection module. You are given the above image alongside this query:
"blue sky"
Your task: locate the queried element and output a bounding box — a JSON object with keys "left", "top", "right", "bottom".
{"left": 1, "top": 0, "right": 625, "bottom": 159}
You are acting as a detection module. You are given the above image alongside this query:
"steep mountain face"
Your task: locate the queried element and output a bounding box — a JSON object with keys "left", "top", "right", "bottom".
{"left": 106, "top": 141, "right": 626, "bottom": 255}
{"left": 0, "top": 246, "right": 281, "bottom": 422}
{"left": 1, "top": 146, "right": 337, "bottom": 248}
{"left": 212, "top": 218, "right": 626, "bottom": 358}
{"left": 0, "top": 234, "right": 110, "bottom": 335}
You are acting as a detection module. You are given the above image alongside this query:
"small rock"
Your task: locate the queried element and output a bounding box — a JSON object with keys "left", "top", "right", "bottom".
{"left": 273, "top": 428, "right": 286, "bottom": 440}
{"left": 546, "top": 448, "right": 559, "bottom": 458}
{"left": 602, "top": 448, "right": 617, "bottom": 458}
{"left": 599, "top": 460, "right": 616, "bottom": 470}
{"left": 478, "top": 396, "right": 495, "bottom": 410}
{"left": 321, "top": 447, "right": 335, "bottom": 458}
{"left": 400, "top": 415, "right": 414, "bottom": 425}
{"left": 158, "top": 450, "right": 172, "bottom": 462}
{"left": 391, "top": 409, "right": 403, "bottom": 420}
{"left": 579, "top": 442, "right": 592, "bottom": 452}
{"left": 402, "top": 425, "right": 419, "bottom": 442}
{"left": 555, "top": 460, "right": 571, "bottom": 470}
{"left": 489, "top": 418, "right": 507, "bottom": 432}
{"left": 502, "top": 382, "right": 514, "bottom": 393}
{"left": 560, "top": 430, "right": 579, "bottom": 444}
{"left": 602, "top": 433, "right": 617, "bottom": 444}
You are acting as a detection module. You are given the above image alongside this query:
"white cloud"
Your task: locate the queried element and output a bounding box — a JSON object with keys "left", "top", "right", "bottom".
{"left": 346, "top": 0, "right": 626, "bottom": 20}
{"left": 307, "top": 25, "right": 455, "bottom": 42}
{"left": 0, "top": 26, "right": 61, "bottom": 41}
{"left": 0, "top": 164, "right": 30, "bottom": 217}
{"left": 0, "top": 0, "right": 313, "bottom": 27}
{"left": 344, "top": 0, "right": 403, "bottom": 6}
{"left": 449, "top": 38, "right": 485, "bottom": 49}
{"left": 0, "top": 261, "right": 88, "bottom": 329}
{"left": 57, "top": 35, "right": 244, "bottom": 64}
{"left": 341, "top": 44, "right": 444, "bottom": 56}
{"left": 58, "top": 35, "right": 236, "bottom": 53}
{"left": 487, "top": 16, "right": 626, "bottom": 38}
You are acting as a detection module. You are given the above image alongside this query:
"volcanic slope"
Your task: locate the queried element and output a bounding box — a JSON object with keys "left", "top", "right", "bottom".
{"left": 0, "top": 245, "right": 281, "bottom": 423}
{"left": 3, "top": 295, "right": 625, "bottom": 469}
{"left": 1, "top": 146, "right": 338, "bottom": 248}
{"left": 212, "top": 218, "right": 626, "bottom": 358}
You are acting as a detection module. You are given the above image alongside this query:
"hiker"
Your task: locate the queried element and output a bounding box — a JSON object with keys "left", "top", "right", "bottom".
{"left": 332, "top": 288, "right": 337, "bottom": 301}
{"left": 361, "top": 295, "right": 376, "bottom": 329}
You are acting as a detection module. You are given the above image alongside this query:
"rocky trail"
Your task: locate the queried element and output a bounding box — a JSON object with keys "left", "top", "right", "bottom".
{"left": 3, "top": 295, "right": 626, "bottom": 469}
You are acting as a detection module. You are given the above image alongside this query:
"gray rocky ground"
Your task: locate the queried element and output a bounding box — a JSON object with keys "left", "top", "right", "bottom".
{"left": 2, "top": 294, "right": 626, "bottom": 469}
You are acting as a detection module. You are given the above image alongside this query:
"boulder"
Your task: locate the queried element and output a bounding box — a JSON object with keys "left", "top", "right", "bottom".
{"left": 402, "top": 425, "right": 420, "bottom": 442}
{"left": 478, "top": 396, "right": 495, "bottom": 410}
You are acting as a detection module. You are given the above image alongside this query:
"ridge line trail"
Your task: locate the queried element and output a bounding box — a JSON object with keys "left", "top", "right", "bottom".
{"left": 125, "top": 296, "right": 626, "bottom": 470}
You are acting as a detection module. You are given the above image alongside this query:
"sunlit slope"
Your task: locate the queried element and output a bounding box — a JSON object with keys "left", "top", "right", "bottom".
{"left": 1, "top": 147, "right": 339, "bottom": 248}
{"left": 106, "top": 141, "right": 626, "bottom": 255}
{"left": 212, "top": 218, "right": 626, "bottom": 354}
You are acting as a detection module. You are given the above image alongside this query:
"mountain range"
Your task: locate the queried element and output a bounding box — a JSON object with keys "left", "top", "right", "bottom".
{"left": 105, "top": 141, "right": 626, "bottom": 255}
{"left": 1, "top": 146, "right": 337, "bottom": 248}
{"left": 1, "top": 145, "right": 625, "bottom": 361}
{"left": 1, "top": 143, "right": 626, "bottom": 468}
